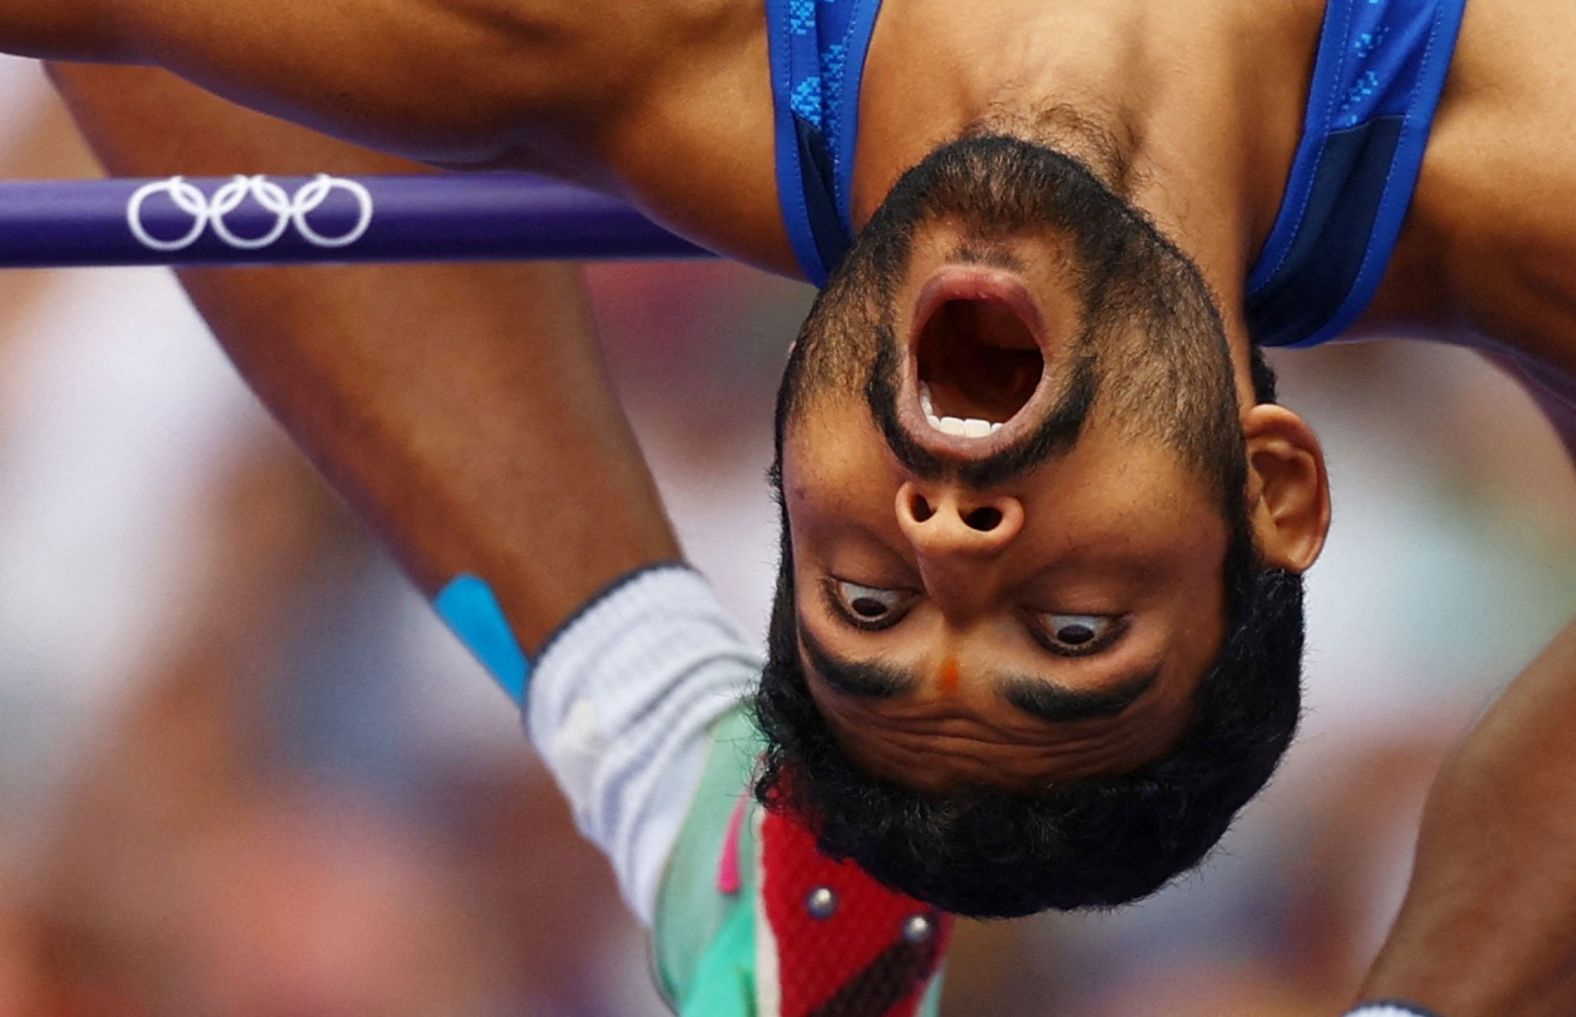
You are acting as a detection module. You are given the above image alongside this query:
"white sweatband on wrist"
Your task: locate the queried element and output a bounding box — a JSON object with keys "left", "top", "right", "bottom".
{"left": 1345, "top": 1003, "right": 1441, "bottom": 1017}
{"left": 527, "top": 565, "right": 761, "bottom": 925}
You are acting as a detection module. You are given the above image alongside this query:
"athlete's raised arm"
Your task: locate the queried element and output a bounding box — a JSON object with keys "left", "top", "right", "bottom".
{"left": 1357, "top": 615, "right": 1576, "bottom": 1017}
{"left": 49, "top": 61, "right": 681, "bottom": 644}
{"left": 16, "top": 0, "right": 626, "bottom": 167}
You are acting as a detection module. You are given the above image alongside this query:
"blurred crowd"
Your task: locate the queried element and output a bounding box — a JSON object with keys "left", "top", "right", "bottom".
{"left": 0, "top": 57, "right": 1572, "bottom": 1016}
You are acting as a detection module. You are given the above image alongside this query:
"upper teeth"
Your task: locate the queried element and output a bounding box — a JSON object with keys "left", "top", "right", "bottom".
{"left": 920, "top": 382, "right": 1003, "bottom": 439}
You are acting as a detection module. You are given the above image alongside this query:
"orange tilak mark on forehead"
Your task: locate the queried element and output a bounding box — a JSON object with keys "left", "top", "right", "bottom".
{"left": 937, "top": 655, "right": 961, "bottom": 695}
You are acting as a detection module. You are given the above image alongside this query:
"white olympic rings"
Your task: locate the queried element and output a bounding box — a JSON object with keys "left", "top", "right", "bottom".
{"left": 125, "top": 174, "right": 375, "bottom": 252}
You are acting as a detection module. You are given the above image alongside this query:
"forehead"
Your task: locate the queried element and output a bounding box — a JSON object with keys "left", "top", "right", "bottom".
{"left": 802, "top": 629, "right": 1208, "bottom": 791}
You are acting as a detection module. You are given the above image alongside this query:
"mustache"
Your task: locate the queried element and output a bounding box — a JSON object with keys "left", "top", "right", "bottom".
{"left": 863, "top": 324, "right": 1100, "bottom": 489}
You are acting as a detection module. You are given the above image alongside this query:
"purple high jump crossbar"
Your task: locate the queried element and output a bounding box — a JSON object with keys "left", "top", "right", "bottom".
{"left": 0, "top": 172, "right": 717, "bottom": 268}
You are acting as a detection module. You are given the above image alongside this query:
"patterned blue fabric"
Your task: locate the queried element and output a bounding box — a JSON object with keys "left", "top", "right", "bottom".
{"left": 1246, "top": 0, "right": 1467, "bottom": 347}
{"left": 765, "top": 0, "right": 883, "bottom": 284}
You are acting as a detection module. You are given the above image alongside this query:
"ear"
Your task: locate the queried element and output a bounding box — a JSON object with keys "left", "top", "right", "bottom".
{"left": 1240, "top": 403, "right": 1330, "bottom": 573}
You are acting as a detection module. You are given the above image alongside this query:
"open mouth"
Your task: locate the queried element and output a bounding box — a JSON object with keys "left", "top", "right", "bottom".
{"left": 910, "top": 269, "right": 1048, "bottom": 442}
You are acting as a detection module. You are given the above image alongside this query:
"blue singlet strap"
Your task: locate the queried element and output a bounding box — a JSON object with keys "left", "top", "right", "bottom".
{"left": 1246, "top": 0, "right": 1467, "bottom": 347}
{"left": 765, "top": 0, "right": 884, "bottom": 285}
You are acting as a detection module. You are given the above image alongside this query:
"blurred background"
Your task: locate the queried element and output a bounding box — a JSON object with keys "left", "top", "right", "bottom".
{"left": 0, "top": 55, "right": 1572, "bottom": 1016}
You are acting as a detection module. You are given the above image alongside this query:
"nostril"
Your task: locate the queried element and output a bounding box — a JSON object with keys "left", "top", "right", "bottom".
{"left": 963, "top": 506, "right": 1003, "bottom": 532}
{"left": 911, "top": 494, "right": 934, "bottom": 522}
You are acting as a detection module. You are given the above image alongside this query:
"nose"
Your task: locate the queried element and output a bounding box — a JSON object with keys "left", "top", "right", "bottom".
{"left": 895, "top": 480, "right": 1025, "bottom": 560}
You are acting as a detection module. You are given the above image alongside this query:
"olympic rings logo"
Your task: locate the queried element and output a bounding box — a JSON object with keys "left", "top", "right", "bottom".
{"left": 126, "top": 174, "right": 375, "bottom": 252}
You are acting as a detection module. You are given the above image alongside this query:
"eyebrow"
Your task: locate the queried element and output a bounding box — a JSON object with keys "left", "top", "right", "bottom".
{"left": 800, "top": 627, "right": 915, "bottom": 699}
{"left": 798, "top": 624, "right": 1158, "bottom": 722}
{"left": 996, "top": 668, "right": 1159, "bottom": 723}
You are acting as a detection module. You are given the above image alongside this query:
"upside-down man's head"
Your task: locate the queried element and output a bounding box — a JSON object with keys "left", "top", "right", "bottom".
{"left": 752, "top": 133, "right": 1325, "bottom": 918}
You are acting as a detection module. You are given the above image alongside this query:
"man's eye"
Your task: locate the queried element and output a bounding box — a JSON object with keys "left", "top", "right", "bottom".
{"left": 829, "top": 580, "right": 913, "bottom": 630}
{"left": 1035, "top": 613, "right": 1125, "bottom": 655}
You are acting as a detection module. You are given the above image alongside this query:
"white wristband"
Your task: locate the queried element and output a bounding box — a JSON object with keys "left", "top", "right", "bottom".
{"left": 1345, "top": 1004, "right": 1440, "bottom": 1017}
{"left": 527, "top": 564, "right": 761, "bottom": 924}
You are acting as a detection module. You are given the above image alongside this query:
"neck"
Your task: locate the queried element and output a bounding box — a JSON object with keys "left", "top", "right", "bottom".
{"left": 854, "top": 0, "right": 1325, "bottom": 394}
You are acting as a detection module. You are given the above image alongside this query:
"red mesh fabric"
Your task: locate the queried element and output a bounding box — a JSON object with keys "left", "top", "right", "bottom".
{"left": 761, "top": 807, "right": 953, "bottom": 1017}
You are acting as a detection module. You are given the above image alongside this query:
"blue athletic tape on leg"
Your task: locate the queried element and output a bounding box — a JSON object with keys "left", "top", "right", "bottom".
{"left": 434, "top": 574, "right": 530, "bottom": 705}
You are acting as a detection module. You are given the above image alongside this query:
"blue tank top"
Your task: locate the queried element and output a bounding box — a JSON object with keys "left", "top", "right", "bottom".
{"left": 764, "top": 0, "right": 1468, "bottom": 348}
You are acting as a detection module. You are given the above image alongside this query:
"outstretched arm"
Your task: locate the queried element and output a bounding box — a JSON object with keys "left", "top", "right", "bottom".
{"left": 1357, "top": 615, "right": 1576, "bottom": 1017}
{"left": 50, "top": 61, "right": 680, "bottom": 649}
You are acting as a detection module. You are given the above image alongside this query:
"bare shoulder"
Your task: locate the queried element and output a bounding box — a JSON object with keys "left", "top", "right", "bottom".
{"left": 87, "top": 0, "right": 771, "bottom": 173}
{"left": 1391, "top": 0, "right": 1576, "bottom": 381}
{"left": 446, "top": 0, "right": 753, "bottom": 110}
{"left": 454, "top": 0, "right": 794, "bottom": 271}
